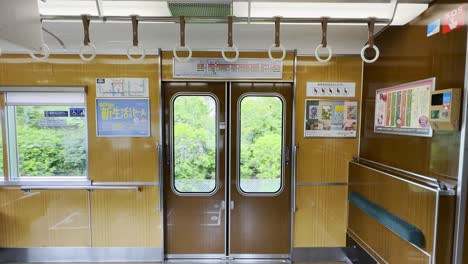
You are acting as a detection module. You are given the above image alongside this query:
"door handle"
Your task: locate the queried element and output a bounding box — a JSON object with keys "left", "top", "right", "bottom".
{"left": 220, "top": 200, "right": 226, "bottom": 210}
{"left": 230, "top": 201, "right": 235, "bottom": 210}
{"left": 285, "top": 146, "right": 290, "bottom": 166}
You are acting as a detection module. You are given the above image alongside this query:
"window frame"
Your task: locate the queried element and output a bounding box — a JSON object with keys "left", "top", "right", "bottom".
{"left": 2, "top": 88, "right": 89, "bottom": 182}
{"left": 170, "top": 92, "right": 220, "bottom": 196}
{"left": 236, "top": 93, "right": 286, "bottom": 196}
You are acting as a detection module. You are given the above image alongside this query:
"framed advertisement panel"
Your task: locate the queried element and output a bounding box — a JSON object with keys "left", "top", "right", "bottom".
{"left": 374, "top": 78, "right": 435, "bottom": 137}
{"left": 304, "top": 99, "right": 358, "bottom": 138}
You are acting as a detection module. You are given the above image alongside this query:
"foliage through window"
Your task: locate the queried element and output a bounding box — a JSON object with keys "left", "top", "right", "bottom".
{"left": 239, "top": 95, "right": 284, "bottom": 194}
{"left": 5, "top": 91, "right": 87, "bottom": 178}
{"left": 172, "top": 95, "right": 217, "bottom": 194}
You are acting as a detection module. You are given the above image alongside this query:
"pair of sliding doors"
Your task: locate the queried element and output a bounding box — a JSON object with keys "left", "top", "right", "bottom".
{"left": 163, "top": 82, "right": 293, "bottom": 258}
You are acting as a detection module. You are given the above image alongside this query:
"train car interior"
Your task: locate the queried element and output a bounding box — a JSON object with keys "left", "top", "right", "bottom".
{"left": 0, "top": 0, "right": 467, "bottom": 263}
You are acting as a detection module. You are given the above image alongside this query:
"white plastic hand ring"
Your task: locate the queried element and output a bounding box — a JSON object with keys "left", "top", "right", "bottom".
{"left": 222, "top": 44, "right": 239, "bottom": 62}
{"left": 315, "top": 44, "right": 333, "bottom": 63}
{"left": 127, "top": 45, "right": 146, "bottom": 62}
{"left": 268, "top": 44, "right": 286, "bottom": 61}
{"left": 360, "top": 44, "right": 380, "bottom": 64}
{"left": 29, "top": 43, "right": 50, "bottom": 61}
{"left": 79, "top": 43, "right": 97, "bottom": 62}
{"left": 173, "top": 45, "right": 192, "bottom": 62}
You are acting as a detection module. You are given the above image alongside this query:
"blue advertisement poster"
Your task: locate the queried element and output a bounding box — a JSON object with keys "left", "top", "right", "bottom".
{"left": 96, "top": 98, "right": 150, "bottom": 137}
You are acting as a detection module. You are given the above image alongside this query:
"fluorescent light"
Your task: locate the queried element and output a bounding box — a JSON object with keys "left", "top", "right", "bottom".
{"left": 38, "top": 0, "right": 99, "bottom": 16}
{"left": 233, "top": 2, "right": 428, "bottom": 25}
{"left": 102, "top": 1, "right": 172, "bottom": 16}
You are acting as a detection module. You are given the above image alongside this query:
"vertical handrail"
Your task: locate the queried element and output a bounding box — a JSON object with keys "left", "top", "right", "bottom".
{"left": 157, "top": 143, "right": 164, "bottom": 212}
{"left": 292, "top": 145, "right": 298, "bottom": 213}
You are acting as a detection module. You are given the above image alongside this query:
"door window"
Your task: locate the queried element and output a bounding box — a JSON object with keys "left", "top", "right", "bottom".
{"left": 238, "top": 95, "right": 285, "bottom": 194}
{"left": 171, "top": 94, "right": 218, "bottom": 194}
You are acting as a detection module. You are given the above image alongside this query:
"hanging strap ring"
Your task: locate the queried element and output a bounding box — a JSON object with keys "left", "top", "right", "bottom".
{"left": 361, "top": 17, "right": 379, "bottom": 63}
{"left": 127, "top": 45, "right": 146, "bottom": 62}
{"left": 269, "top": 17, "right": 286, "bottom": 61}
{"left": 173, "top": 16, "right": 192, "bottom": 62}
{"left": 268, "top": 44, "right": 286, "bottom": 61}
{"left": 361, "top": 44, "right": 380, "bottom": 63}
{"left": 29, "top": 43, "right": 50, "bottom": 61}
{"left": 315, "top": 44, "right": 333, "bottom": 63}
{"left": 222, "top": 16, "right": 239, "bottom": 62}
{"left": 80, "top": 14, "right": 96, "bottom": 62}
{"left": 315, "top": 17, "right": 332, "bottom": 63}
{"left": 80, "top": 43, "right": 97, "bottom": 62}
{"left": 222, "top": 44, "right": 239, "bottom": 63}
{"left": 127, "top": 15, "right": 146, "bottom": 62}
{"left": 173, "top": 45, "right": 192, "bottom": 62}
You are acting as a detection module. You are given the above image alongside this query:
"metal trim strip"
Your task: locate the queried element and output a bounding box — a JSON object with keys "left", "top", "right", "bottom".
{"left": 0, "top": 247, "right": 164, "bottom": 262}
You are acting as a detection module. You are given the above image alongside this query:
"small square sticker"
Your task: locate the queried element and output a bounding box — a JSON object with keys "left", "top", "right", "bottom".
{"left": 427, "top": 19, "right": 440, "bottom": 37}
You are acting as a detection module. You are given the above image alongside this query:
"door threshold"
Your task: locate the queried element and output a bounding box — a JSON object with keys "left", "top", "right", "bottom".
{"left": 164, "top": 259, "right": 291, "bottom": 263}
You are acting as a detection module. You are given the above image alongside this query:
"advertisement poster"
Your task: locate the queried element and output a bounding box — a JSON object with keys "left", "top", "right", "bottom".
{"left": 173, "top": 58, "right": 283, "bottom": 79}
{"left": 96, "top": 98, "right": 150, "bottom": 137}
{"left": 96, "top": 78, "right": 149, "bottom": 97}
{"left": 374, "top": 78, "right": 434, "bottom": 137}
{"left": 304, "top": 100, "right": 358, "bottom": 138}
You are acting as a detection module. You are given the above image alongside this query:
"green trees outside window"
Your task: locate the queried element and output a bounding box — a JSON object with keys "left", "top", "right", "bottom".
{"left": 14, "top": 106, "right": 87, "bottom": 177}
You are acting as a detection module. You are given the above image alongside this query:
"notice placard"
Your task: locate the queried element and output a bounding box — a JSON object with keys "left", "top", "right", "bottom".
{"left": 306, "top": 82, "right": 356, "bottom": 97}
{"left": 374, "top": 78, "right": 434, "bottom": 137}
{"left": 96, "top": 78, "right": 149, "bottom": 97}
{"left": 304, "top": 100, "right": 358, "bottom": 138}
{"left": 173, "top": 58, "right": 283, "bottom": 79}
{"left": 96, "top": 98, "right": 150, "bottom": 137}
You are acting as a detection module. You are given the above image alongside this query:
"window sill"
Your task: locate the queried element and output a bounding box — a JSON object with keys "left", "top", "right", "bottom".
{"left": 0, "top": 179, "right": 91, "bottom": 187}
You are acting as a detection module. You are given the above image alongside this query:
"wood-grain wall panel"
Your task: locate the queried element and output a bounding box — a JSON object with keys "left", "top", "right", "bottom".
{"left": 293, "top": 185, "right": 347, "bottom": 247}
{"left": 349, "top": 162, "right": 436, "bottom": 253}
{"left": 295, "top": 56, "right": 362, "bottom": 183}
{"left": 0, "top": 55, "right": 161, "bottom": 183}
{"left": 91, "top": 186, "right": 161, "bottom": 247}
{"left": 161, "top": 51, "right": 294, "bottom": 81}
{"left": 0, "top": 55, "right": 163, "bottom": 248}
{"left": 348, "top": 207, "right": 431, "bottom": 264}
{"left": 0, "top": 189, "right": 90, "bottom": 247}
{"left": 360, "top": 0, "right": 467, "bottom": 181}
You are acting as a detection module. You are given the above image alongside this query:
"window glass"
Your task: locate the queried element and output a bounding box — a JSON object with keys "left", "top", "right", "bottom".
{"left": 239, "top": 96, "right": 284, "bottom": 194}
{"left": 172, "top": 95, "right": 217, "bottom": 194}
{"left": 12, "top": 105, "right": 87, "bottom": 177}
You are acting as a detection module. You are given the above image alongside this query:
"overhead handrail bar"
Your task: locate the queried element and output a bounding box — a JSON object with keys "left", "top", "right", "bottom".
{"left": 40, "top": 15, "right": 390, "bottom": 25}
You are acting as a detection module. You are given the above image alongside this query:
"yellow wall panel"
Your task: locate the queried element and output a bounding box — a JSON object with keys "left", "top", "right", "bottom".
{"left": 0, "top": 55, "right": 161, "bottom": 183}
{"left": 295, "top": 56, "right": 362, "bottom": 183}
{"left": 0, "top": 189, "right": 90, "bottom": 247}
{"left": 293, "top": 185, "right": 347, "bottom": 247}
{"left": 0, "top": 55, "right": 163, "bottom": 248}
{"left": 293, "top": 56, "right": 362, "bottom": 247}
{"left": 91, "top": 186, "right": 161, "bottom": 247}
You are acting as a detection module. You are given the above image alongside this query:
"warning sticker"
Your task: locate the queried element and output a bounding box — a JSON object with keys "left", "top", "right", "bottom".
{"left": 442, "top": 4, "right": 466, "bottom": 34}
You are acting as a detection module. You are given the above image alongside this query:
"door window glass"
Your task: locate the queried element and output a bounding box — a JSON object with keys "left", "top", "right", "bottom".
{"left": 172, "top": 95, "right": 218, "bottom": 194}
{"left": 238, "top": 95, "right": 284, "bottom": 194}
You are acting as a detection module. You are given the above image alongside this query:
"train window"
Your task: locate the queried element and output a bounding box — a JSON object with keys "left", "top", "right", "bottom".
{"left": 171, "top": 94, "right": 218, "bottom": 195}
{"left": 238, "top": 95, "right": 284, "bottom": 195}
{"left": 5, "top": 91, "right": 87, "bottom": 179}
